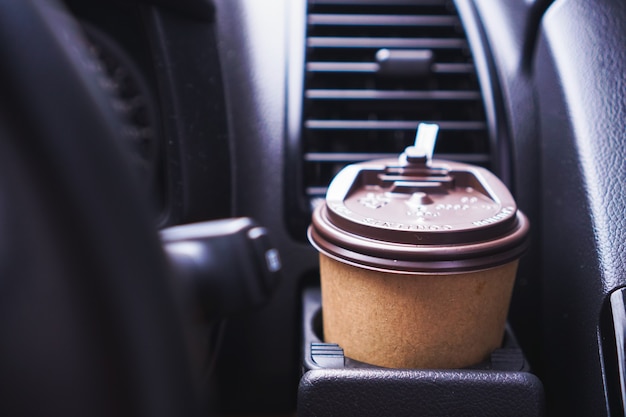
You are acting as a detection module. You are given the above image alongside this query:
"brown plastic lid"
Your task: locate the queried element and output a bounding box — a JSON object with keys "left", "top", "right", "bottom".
{"left": 308, "top": 138, "right": 529, "bottom": 274}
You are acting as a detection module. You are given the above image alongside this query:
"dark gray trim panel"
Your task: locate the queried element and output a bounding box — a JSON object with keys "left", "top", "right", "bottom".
{"left": 213, "top": 0, "right": 318, "bottom": 413}
{"left": 536, "top": 0, "right": 626, "bottom": 415}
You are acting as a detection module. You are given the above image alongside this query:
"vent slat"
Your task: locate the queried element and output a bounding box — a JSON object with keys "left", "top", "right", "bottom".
{"left": 305, "top": 120, "right": 487, "bottom": 131}
{"left": 305, "top": 152, "right": 490, "bottom": 163}
{"left": 432, "top": 63, "right": 475, "bottom": 74}
{"left": 305, "top": 152, "right": 399, "bottom": 161}
{"left": 307, "top": 37, "right": 467, "bottom": 49}
{"left": 306, "top": 89, "right": 481, "bottom": 100}
{"left": 307, "top": 62, "right": 474, "bottom": 74}
{"left": 310, "top": 0, "right": 447, "bottom": 5}
{"left": 307, "top": 62, "right": 379, "bottom": 72}
{"left": 306, "top": 187, "right": 331, "bottom": 197}
{"left": 308, "top": 14, "right": 459, "bottom": 27}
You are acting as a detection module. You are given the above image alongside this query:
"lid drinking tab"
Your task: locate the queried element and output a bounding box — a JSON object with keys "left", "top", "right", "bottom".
{"left": 401, "top": 123, "right": 439, "bottom": 165}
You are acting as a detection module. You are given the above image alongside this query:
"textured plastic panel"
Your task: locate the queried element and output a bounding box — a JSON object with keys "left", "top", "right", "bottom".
{"left": 299, "top": 368, "right": 544, "bottom": 417}
{"left": 535, "top": 0, "right": 626, "bottom": 415}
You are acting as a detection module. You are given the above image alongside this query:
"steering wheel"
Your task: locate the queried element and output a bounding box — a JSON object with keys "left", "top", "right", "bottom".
{"left": 0, "top": 1, "right": 201, "bottom": 415}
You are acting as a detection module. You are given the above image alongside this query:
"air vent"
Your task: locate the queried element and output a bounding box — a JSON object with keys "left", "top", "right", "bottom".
{"left": 301, "top": 0, "right": 490, "bottom": 207}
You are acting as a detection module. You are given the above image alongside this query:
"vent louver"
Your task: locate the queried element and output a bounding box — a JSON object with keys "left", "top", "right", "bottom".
{"left": 301, "top": 0, "right": 490, "bottom": 206}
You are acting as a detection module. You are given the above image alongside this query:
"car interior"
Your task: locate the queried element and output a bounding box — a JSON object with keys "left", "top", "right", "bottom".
{"left": 1, "top": 0, "right": 625, "bottom": 416}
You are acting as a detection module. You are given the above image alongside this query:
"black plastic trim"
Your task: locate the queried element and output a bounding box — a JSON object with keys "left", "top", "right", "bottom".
{"left": 144, "top": 6, "right": 231, "bottom": 226}
{"left": 454, "top": 0, "right": 512, "bottom": 190}
{"left": 285, "top": 0, "right": 313, "bottom": 240}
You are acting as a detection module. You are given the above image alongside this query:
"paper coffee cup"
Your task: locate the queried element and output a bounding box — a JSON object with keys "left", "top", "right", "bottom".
{"left": 307, "top": 131, "right": 529, "bottom": 369}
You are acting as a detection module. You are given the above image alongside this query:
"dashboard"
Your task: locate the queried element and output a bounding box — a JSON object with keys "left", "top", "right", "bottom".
{"left": 1, "top": 0, "right": 626, "bottom": 416}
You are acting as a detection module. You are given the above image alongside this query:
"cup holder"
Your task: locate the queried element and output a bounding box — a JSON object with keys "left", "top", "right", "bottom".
{"left": 299, "top": 287, "right": 545, "bottom": 417}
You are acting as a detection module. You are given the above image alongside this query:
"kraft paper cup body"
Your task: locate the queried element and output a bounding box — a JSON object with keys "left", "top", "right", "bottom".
{"left": 308, "top": 158, "right": 529, "bottom": 369}
{"left": 319, "top": 254, "right": 518, "bottom": 369}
